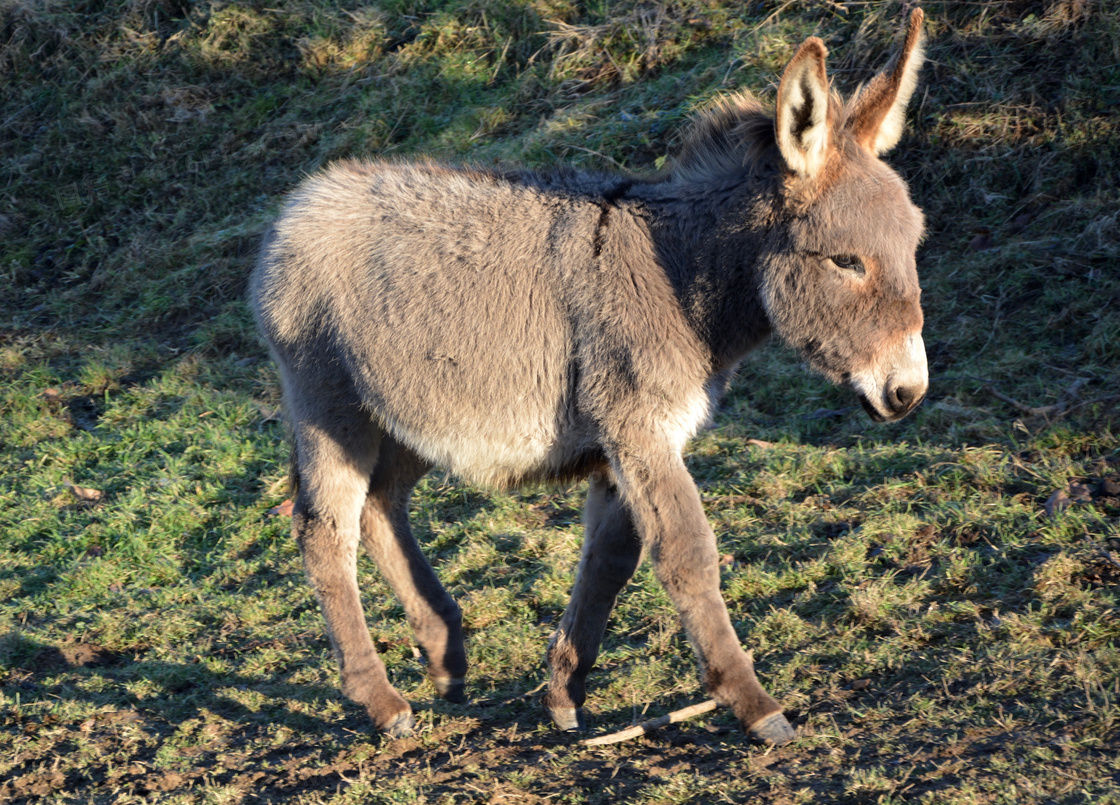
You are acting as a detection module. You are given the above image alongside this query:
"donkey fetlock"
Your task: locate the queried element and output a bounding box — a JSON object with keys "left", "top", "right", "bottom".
{"left": 429, "top": 675, "right": 467, "bottom": 704}
{"left": 341, "top": 666, "right": 415, "bottom": 738}
{"left": 413, "top": 604, "right": 468, "bottom": 703}
{"left": 542, "top": 632, "right": 588, "bottom": 732}
{"left": 362, "top": 693, "right": 415, "bottom": 739}
{"left": 705, "top": 658, "right": 796, "bottom": 745}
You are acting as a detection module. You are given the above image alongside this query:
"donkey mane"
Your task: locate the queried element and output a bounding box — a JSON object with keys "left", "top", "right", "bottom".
{"left": 667, "top": 88, "right": 878, "bottom": 188}
{"left": 666, "top": 92, "right": 779, "bottom": 185}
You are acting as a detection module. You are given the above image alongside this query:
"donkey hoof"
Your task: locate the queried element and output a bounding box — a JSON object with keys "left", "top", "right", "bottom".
{"left": 548, "top": 706, "right": 584, "bottom": 733}
{"left": 431, "top": 675, "right": 467, "bottom": 703}
{"left": 747, "top": 712, "right": 796, "bottom": 746}
{"left": 381, "top": 711, "right": 416, "bottom": 739}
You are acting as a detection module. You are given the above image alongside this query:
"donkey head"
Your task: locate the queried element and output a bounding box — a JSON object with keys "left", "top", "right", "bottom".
{"left": 760, "top": 9, "right": 928, "bottom": 422}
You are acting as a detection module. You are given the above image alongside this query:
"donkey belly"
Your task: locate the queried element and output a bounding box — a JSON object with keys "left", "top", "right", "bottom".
{"left": 341, "top": 305, "right": 587, "bottom": 487}
{"left": 347, "top": 327, "right": 584, "bottom": 489}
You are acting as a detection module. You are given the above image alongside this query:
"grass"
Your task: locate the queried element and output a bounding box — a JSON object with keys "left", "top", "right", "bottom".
{"left": 2, "top": 0, "right": 1119, "bottom": 802}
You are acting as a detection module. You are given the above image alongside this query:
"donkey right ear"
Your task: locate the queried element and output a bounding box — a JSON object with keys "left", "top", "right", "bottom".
{"left": 775, "top": 37, "right": 832, "bottom": 180}
{"left": 845, "top": 8, "right": 925, "bottom": 155}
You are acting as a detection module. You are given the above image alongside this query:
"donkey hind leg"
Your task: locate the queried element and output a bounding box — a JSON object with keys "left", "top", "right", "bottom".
{"left": 543, "top": 472, "right": 643, "bottom": 732}
{"left": 291, "top": 418, "right": 414, "bottom": 738}
{"left": 614, "top": 452, "right": 797, "bottom": 745}
{"left": 359, "top": 437, "right": 467, "bottom": 704}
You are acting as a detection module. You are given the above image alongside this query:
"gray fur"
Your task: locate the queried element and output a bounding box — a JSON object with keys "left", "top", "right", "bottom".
{"left": 251, "top": 14, "right": 928, "bottom": 743}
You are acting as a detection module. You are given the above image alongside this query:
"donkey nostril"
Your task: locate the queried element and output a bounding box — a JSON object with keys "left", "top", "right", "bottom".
{"left": 892, "top": 384, "right": 916, "bottom": 411}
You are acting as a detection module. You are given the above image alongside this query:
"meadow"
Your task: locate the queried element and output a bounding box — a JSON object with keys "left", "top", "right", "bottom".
{"left": 1, "top": 0, "right": 1118, "bottom": 801}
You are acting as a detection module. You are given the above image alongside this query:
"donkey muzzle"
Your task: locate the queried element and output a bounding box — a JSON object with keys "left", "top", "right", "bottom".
{"left": 853, "top": 332, "right": 929, "bottom": 423}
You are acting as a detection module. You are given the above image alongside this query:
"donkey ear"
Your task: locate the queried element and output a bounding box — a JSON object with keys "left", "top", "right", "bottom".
{"left": 846, "top": 8, "right": 926, "bottom": 155}
{"left": 775, "top": 37, "right": 832, "bottom": 180}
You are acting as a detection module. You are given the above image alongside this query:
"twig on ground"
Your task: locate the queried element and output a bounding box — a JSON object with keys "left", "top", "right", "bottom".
{"left": 985, "top": 378, "right": 1113, "bottom": 420}
{"left": 1054, "top": 393, "right": 1120, "bottom": 420}
{"left": 984, "top": 385, "right": 1063, "bottom": 417}
{"left": 582, "top": 699, "right": 718, "bottom": 747}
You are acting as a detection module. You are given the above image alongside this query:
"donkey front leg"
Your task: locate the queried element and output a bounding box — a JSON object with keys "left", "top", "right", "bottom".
{"left": 614, "top": 452, "right": 797, "bottom": 745}
{"left": 543, "top": 471, "right": 643, "bottom": 731}
{"left": 292, "top": 423, "right": 414, "bottom": 737}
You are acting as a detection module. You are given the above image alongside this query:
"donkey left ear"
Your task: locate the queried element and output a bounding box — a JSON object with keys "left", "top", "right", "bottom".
{"left": 845, "top": 8, "right": 926, "bottom": 155}
{"left": 775, "top": 37, "right": 832, "bottom": 180}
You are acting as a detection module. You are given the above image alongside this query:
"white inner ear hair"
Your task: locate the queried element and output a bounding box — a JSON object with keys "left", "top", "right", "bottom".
{"left": 872, "top": 37, "right": 925, "bottom": 155}
{"left": 779, "top": 62, "right": 830, "bottom": 178}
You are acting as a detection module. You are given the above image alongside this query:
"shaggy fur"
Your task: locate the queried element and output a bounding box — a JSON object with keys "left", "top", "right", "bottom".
{"left": 252, "top": 10, "right": 928, "bottom": 743}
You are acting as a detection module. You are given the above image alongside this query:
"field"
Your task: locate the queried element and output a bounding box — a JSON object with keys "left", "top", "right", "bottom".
{"left": 1, "top": 0, "right": 1118, "bottom": 802}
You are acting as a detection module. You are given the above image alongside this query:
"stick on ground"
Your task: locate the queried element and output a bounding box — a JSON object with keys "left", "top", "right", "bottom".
{"left": 582, "top": 699, "right": 719, "bottom": 746}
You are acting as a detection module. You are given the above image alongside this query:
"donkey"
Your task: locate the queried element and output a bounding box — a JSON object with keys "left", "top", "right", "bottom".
{"left": 251, "top": 10, "right": 928, "bottom": 744}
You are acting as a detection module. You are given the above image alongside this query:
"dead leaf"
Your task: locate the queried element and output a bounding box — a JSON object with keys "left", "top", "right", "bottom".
{"left": 719, "top": 554, "right": 735, "bottom": 566}
{"left": 1067, "top": 483, "right": 1093, "bottom": 503}
{"left": 969, "top": 233, "right": 993, "bottom": 251}
{"left": 65, "top": 482, "right": 103, "bottom": 503}
{"left": 849, "top": 678, "right": 871, "bottom": 691}
{"left": 1046, "top": 482, "right": 1093, "bottom": 517}
{"left": 1044, "top": 488, "right": 1071, "bottom": 517}
{"left": 746, "top": 438, "right": 776, "bottom": 449}
{"left": 267, "top": 499, "right": 294, "bottom": 517}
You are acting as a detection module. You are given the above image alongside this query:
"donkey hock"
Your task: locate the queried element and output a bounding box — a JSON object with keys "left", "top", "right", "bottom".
{"left": 252, "top": 10, "right": 928, "bottom": 744}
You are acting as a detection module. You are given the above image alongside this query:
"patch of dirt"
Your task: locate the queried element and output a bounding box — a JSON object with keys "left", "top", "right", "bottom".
{"left": 2, "top": 697, "right": 1117, "bottom": 805}
{"left": 1, "top": 771, "right": 70, "bottom": 800}
{"left": 62, "top": 395, "right": 103, "bottom": 432}
{"left": 1080, "top": 552, "right": 1120, "bottom": 587}
{"left": 60, "top": 642, "right": 117, "bottom": 667}
{"left": 3, "top": 639, "right": 118, "bottom": 673}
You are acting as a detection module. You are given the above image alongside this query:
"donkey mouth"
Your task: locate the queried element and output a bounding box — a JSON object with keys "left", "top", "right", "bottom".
{"left": 859, "top": 391, "right": 927, "bottom": 423}
{"left": 858, "top": 394, "right": 887, "bottom": 423}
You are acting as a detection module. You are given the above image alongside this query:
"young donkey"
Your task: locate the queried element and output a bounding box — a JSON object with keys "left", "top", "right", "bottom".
{"left": 252, "top": 10, "right": 928, "bottom": 744}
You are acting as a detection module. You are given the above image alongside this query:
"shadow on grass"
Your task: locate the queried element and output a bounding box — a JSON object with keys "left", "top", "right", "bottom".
{"left": 2, "top": 632, "right": 730, "bottom": 802}
{"left": 2, "top": 632, "right": 351, "bottom": 735}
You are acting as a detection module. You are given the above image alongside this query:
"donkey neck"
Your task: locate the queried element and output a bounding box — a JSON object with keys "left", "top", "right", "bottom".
{"left": 626, "top": 176, "right": 775, "bottom": 372}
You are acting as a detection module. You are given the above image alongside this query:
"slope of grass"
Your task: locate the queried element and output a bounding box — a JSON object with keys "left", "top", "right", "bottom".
{"left": 2, "top": 0, "right": 1118, "bottom": 802}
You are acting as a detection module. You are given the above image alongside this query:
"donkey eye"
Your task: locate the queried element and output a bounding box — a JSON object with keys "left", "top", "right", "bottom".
{"left": 830, "top": 255, "right": 865, "bottom": 275}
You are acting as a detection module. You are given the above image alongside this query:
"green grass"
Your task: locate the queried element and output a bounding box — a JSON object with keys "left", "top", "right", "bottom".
{"left": 2, "top": 0, "right": 1119, "bottom": 802}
